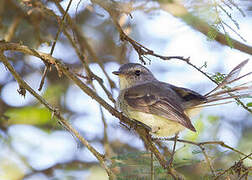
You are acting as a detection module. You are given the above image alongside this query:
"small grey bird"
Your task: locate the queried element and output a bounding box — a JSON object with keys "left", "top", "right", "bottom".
{"left": 113, "top": 60, "right": 251, "bottom": 137}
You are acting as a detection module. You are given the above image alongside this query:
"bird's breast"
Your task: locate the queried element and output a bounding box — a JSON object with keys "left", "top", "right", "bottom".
{"left": 126, "top": 109, "right": 185, "bottom": 137}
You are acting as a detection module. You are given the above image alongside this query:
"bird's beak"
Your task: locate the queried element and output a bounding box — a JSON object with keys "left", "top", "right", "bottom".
{"left": 112, "top": 71, "right": 123, "bottom": 75}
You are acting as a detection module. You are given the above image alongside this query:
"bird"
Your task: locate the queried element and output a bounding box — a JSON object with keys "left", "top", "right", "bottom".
{"left": 112, "top": 60, "right": 251, "bottom": 137}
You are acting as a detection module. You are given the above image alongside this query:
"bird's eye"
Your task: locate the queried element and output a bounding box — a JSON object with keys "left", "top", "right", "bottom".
{"left": 135, "top": 70, "right": 141, "bottom": 76}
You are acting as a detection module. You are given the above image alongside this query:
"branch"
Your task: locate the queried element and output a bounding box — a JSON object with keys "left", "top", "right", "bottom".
{"left": 199, "top": 145, "right": 216, "bottom": 176}
{"left": 159, "top": 1, "right": 252, "bottom": 55}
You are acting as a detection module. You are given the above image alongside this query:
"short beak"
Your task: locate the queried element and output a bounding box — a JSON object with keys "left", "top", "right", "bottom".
{"left": 112, "top": 71, "right": 122, "bottom": 75}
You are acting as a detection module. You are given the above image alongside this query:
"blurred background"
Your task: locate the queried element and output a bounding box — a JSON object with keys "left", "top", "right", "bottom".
{"left": 0, "top": 0, "right": 251, "bottom": 179}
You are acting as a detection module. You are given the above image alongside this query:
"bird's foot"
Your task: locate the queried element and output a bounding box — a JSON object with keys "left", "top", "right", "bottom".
{"left": 167, "top": 133, "right": 179, "bottom": 168}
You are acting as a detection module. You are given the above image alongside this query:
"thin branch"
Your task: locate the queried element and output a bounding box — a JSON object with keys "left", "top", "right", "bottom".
{"left": 38, "top": 0, "right": 73, "bottom": 91}
{"left": 50, "top": 0, "right": 73, "bottom": 56}
{"left": 199, "top": 145, "right": 216, "bottom": 176}
{"left": 158, "top": 138, "right": 252, "bottom": 160}
{"left": 214, "top": 152, "right": 252, "bottom": 179}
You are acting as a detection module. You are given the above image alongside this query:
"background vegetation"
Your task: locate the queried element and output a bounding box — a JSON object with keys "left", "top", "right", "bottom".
{"left": 0, "top": 0, "right": 251, "bottom": 179}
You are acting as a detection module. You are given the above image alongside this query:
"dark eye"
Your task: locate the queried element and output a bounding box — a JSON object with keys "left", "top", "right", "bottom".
{"left": 135, "top": 70, "right": 141, "bottom": 76}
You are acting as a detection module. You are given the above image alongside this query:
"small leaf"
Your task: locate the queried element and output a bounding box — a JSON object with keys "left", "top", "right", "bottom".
{"left": 247, "top": 102, "right": 252, "bottom": 107}
{"left": 4, "top": 107, "right": 56, "bottom": 125}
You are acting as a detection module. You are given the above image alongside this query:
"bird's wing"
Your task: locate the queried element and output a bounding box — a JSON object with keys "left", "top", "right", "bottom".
{"left": 124, "top": 82, "right": 196, "bottom": 131}
{"left": 168, "top": 84, "right": 206, "bottom": 108}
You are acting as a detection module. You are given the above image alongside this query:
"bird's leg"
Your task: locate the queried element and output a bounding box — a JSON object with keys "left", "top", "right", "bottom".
{"left": 167, "top": 133, "right": 179, "bottom": 167}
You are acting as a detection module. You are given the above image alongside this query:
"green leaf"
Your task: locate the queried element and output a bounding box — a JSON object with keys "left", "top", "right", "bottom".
{"left": 211, "top": 72, "right": 226, "bottom": 84}
{"left": 4, "top": 107, "right": 56, "bottom": 125}
{"left": 247, "top": 102, "right": 252, "bottom": 107}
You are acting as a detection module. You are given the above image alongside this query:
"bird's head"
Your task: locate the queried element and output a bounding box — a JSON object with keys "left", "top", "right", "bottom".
{"left": 113, "top": 63, "right": 156, "bottom": 89}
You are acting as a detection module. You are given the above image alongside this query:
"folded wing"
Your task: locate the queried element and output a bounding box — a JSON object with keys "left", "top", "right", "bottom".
{"left": 124, "top": 82, "right": 196, "bottom": 132}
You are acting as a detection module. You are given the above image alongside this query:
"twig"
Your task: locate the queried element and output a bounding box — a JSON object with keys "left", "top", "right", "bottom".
{"left": 156, "top": 137, "right": 252, "bottom": 178}
{"left": 159, "top": 135, "right": 216, "bottom": 177}
{"left": 38, "top": 0, "right": 73, "bottom": 91}
{"left": 199, "top": 145, "right": 216, "bottom": 176}
{"left": 214, "top": 152, "right": 252, "bottom": 179}
{"left": 158, "top": 138, "right": 252, "bottom": 160}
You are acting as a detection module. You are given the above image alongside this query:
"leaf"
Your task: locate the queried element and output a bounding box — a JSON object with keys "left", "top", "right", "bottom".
{"left": 247, "top": 102, "right": 252, "bottom": 107}
{"left": 4, "top": 107, "right": 56, "bottom": 126}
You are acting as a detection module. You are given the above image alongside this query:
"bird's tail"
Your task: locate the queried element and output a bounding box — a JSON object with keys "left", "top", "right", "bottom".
{"left": 194, "top": 59, "right": 252, "bottom": 109}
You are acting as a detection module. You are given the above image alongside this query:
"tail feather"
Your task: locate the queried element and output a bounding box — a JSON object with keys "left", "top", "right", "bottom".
{"left": 192, "top": 59, "right": 252, "bottom": 108}
{"left": 206, "top": 93, "right": 251, "bottom": 104}
{"left": 205, "top": 59, "right": 250, "bottom": 96}
{"left": 206, "top": 85, "right": 252, "bottom": 98}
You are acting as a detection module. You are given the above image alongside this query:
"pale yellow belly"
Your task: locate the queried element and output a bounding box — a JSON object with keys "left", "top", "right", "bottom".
{"left": 127, "top": 110, "right": 185, "bottom": 137}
